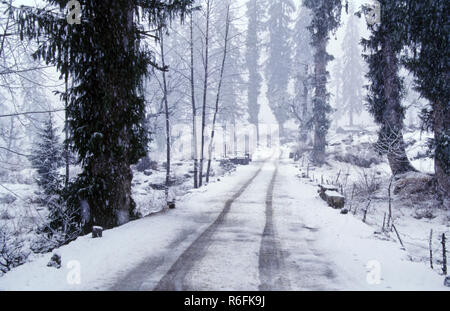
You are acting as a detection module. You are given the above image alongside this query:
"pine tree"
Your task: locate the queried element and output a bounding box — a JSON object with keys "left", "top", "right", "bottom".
{"left": 265, "top": 0, "right": 295, "bottom": 139}
{"left": 14, "top": 0, "right": 192, "bottom": 230}
{"left": 361, "top": 1, "right": 416, "bottom": 175}
{"left": 341, "top": 4, "right": 363, "bottom": 127}
{"left": 245, "top": 0, "right": 265, "bottom": 146}
{"left": 303, "top": 0, "right": 343, "bottom": 165}
{"left": 292, "top": 5, "right": 314, "bottom": 142}
{"left": 30, "top": 114, "right": 62, "bottom": 197}
{"left": 330, "top": 57, "right": 343, "bottom": 124}
{"left": 402, "top": 0, "right": 449, "bottom": 195}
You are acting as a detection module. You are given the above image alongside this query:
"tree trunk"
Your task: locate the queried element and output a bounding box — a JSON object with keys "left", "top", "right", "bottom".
{"left": 64, "top": 48, "right": 70, "bottom": 188}
{"left": 89, "top": 6, "right": 142, "bottom": 229}
{"left": 300, "top": 64, "right": 309, "bottom": 142}
{"left": 189, "top": 10, "right": 198, "bottom": 189}
{"left": 199, "top": 0, "right": 210, "bottom": 187}
{"left": 206, "top": 5, "right": 230, "bottom": 183}
{"left": 159, "top": 29, "right": 170, "bottom": 201}
{"left": 312, "top": 36, "right": 328, "bottom": 165}
{"left": 381, "top": 36, "right": 415, "bottom": 175}
{"left": 433, "top": 99, "right": 450, "bottom": 196}
{"left": 223, "top": 124, "right": 227, "bottom": 157}
{"left": 233, "top": 116, "right": 237, "bottom": 156}
{"left": 349, "top": 105, "right": 353, "bottom": 127}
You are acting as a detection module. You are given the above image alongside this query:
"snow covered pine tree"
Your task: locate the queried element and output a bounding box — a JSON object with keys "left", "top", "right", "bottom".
{"left": 13, "top": 0, "right": 193, "bottom": 231}
{"left": 361, "top": 1, "right": 416, "bottom": 175}
{"left": 303, "top": 0, "right": 343, "bottom": 165}
{"left": 30, "top": 114, "right": 63, "bottom": 198}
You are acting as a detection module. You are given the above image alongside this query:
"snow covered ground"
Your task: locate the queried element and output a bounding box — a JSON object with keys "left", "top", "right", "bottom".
{"left": 0, "top": 146, "right": 447, "bottom": 290}
{"left": 276, "top": 153, "right": 448, "bottom": 290}
{"left": 289, "top": 126, "right": 449, "bottom": 285}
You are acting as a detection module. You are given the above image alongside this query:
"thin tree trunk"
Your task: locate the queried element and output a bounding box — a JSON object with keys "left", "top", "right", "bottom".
{"left": 206, "top": 5, "right": 230, "bottom": 183}
{"left": 159, "top": 29, "right": 170, "bottom": 201}
{"left": 222, "top": 124, "right": 227, "bottom": 157}
{"left": 199, "top": 0, "right": 211, "bottom": 187}
{"left": 233, "top": 116, "right": 237, "bottom": 156}
{"left": 301, "top": 64, "right": 309, "bottom": 142}
{"left": 189, "top": 11, "right": 198, "bottom": 189}
{"left": 64, "top": 49, "right": 70, "bottom": 188}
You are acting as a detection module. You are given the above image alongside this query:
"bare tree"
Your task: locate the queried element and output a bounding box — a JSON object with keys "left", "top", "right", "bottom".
{"left": 158, "top": 28, "right": 171, "bottom": 201}
{"left": 198, "top": 0, "right": 211, "bottom": 187}
{"left": 189, "top": 9, "right": 199, "bottom": 188}
{"left": 206, "top": 4, "right": 230, "bottom": 183}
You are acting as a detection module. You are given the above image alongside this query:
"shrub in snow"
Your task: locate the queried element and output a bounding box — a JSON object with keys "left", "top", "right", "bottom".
{"left": 0, "top": 194, "right": 17, "bottom": 204}
{"left": 0, "top": 225, "right": 29, "bottom": 274}
{"left": 355, "top": 168, "right": 382, "bottom": 197}
{"left": 445, "top": 276, "right": 450, "bottom": 287}
{"left": 0, "top": 209, "right": 13, "bottom": 220}
{"left": 30, "top": 230, "right": 66, "bottom": 254}
{"left": 135, "top": 156, "right": 153, "bottom": 172}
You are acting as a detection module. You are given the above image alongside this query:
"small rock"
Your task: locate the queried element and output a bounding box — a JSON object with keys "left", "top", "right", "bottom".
{"left": 167, "top": 201, "right": 175, "bottom": 209}
{"left": 144, "top": 170, "right": 153, "bottom": 176}
{"left": 445, "top": 276, "right": 450, "bottom": 287}
{"left": 92, "top": 226, "right": 103, "bottom": 238}
{"left": 47, "top": 253, "right": 61, "bottom": 269}
{"left": 340, "top": 208, "right": 349, "bottom": 215}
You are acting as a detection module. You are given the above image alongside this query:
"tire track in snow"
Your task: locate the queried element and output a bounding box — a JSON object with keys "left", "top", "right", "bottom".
{"left": 258, "top": 159, "right": 291, "bottom": 290}
{"left": 153, "top": 157, "right": 269, "bottom": 291}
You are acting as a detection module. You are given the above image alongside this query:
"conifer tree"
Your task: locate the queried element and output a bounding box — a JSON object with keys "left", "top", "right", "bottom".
{"left": 292, "top": 6, "right": 314, "bottom": 142}
{"left": 402, "top": 0, "right": 449, "bottom": 195}
{"left": 341, "top": 4, "right": 363, "bottom": 127}
{"left": 265, "top": 0, "right": 295, "bottom": 139}
{"left": 30, "top": 114, "right": 62, "bottom": 197}
{"left": 245, "top": 0, "right": 265, "bottom": 146}
{"left": 303, "top": 0, "right": 343, "bottom": 164}
{"left": 361, "top": 1, "right": 416, "bottom": 175}
{"left": 13, "top": 0, "right": 192, "bottom": 230}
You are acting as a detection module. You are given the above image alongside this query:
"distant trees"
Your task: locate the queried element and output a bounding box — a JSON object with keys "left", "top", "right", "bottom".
{"left": 245, "top": 0, "right": 265, "bottom": 146}
{"left": 291, "top": 6, "right": 314, "bottom": 143}
{"left": 340, "top": 4, "right": 363, "bottom": 127}
{"left": 265, "top": 0, "right": 295, "bottom": 139}
{"left": 0, "top": 0, "right": 52, "bottom": 172}
{"left": 303, "top": 0, "right": 343, "bottom": 165}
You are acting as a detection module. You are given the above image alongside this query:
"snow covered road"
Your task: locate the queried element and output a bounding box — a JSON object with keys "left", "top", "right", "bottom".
{"left": 0, "top": 148, "right": 447, "bottom": 291}
{"left": 113, "top": 151, "right": 340, "bottom": 290}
